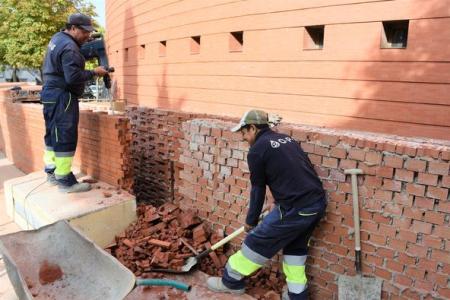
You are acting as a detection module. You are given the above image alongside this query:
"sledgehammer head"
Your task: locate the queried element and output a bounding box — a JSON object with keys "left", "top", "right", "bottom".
{"left": 344, "top": 168, "right": 363, "bottom": 175}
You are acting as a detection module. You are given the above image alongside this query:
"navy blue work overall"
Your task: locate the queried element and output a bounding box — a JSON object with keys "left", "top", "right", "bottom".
{"left": 222, "top": 128, "right": 327, "bottom": 300}
{"left": 41, "top": 31, "right": 95, "bottom": 183}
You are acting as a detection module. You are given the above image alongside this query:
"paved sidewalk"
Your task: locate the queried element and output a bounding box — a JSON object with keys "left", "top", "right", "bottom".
{"left": 0, "top": 152, "right": 24, "bottom": 300}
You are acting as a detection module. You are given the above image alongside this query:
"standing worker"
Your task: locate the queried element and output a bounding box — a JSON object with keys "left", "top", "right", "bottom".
{"left": 207, "top": 110, "right": 327, "bottom": 300}
{"left": 41, "top": 13, "right": 108, "bottom": 193}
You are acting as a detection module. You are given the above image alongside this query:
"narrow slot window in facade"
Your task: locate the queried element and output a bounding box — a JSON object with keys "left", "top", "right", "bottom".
{"left": 381, "top": 20, "right": 409, "bottom": 49}
{"left": 303, "top": 26, "right": 325, "bottom": 50}
{"left": 139, "top": 44, "right": 146, "bottom": 59}
{"left": 124, "top": 48, "right": 129, "bottom": 61}
{"left": 190, "top": 36, "right": 201, "bottom": 54}
{"left": 229, "top": 31, "right": 243, "bottom": 52}
{"left": 159, "top": 41, "right": 167, "bottom": 57}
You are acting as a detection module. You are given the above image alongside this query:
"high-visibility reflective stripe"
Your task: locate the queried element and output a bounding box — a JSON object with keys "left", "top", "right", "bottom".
{"left": 298, "top": 211, "right": 318, "bottom": 216}
{"left": 283, "top": 255, "right": 307, "bottom": 266}
{"left": 65, "top": 93, "right": 71, "bottom": 112}
{"left": 241, "top": 243, "right": 268, "bottom": 266}
{"left": 225, "top": 262, "right": 244, "bottom": 281}
{"left": 43, "top": 150, "right": 56, "bottom": 167}
{"left": 283, "top": 262, "right": 307, "bottom": 286}
{"left": 286, "top": 280, "right": 307, "bottom": 294}
{"left": 54, "top": 156, "right": 73, "bottom": 176}
{"left": 45, "top": 145, "right": 54, "bottom": 151}
{"left": 55, "top": 127, "right": 58, "bottom": 142}
{"left": 228, "top": 250, "right": 262, "bottom": 276}
{"left": 55, "top": 151, "right": 76, "bottom": 157}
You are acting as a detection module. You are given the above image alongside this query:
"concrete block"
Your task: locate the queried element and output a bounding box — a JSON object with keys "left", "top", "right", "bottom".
{"left": 3, "top": 171, "right": 136, "bottom": 248}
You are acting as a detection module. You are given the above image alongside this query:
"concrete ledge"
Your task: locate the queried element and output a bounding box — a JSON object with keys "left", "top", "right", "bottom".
{"left": 3, "top": 171, "right": 136, "bottom": 248}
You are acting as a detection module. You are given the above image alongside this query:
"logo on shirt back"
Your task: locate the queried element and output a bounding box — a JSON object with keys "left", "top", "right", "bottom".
{"left": 270, "top": 137, "right": 293, "bottom": 148}
{"left": 49, "top": 41, "right": 56, "bottom": 51}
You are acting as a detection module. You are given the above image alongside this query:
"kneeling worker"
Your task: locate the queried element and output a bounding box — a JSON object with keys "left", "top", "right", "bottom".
{"left": 207, "top": 109, "right": 327, "bottom": 300}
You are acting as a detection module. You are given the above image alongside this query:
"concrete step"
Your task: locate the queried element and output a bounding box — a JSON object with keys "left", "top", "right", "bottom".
{"left": 3, "top": 171, "right": 136, "bottom": 248}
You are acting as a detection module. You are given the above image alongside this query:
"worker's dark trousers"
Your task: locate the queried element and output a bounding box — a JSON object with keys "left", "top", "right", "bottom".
{"left": 42, "top": 87, "right": 79, "bottom": 186}
{"left": 222, "top": 199, "right": 326, "bottom": 300}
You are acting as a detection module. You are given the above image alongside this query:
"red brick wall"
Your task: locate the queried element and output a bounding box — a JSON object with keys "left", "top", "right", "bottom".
{"left": 106, "top": 0, "right": 450, "bottom": 140}
{"left": 123, "top": 105, "right": 449, "bottom": 299}
{"left": 179, "top": 120, "right": 449, "bottom": 299}
{"left": 0, "top": 89, "right": 132, "bottom": 189}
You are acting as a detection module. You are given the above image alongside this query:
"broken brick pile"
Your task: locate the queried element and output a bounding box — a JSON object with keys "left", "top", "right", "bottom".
{"left": 177, "top": 118, "right": 450, "bottom": 299}
{"left": 108, "top": 203, "right": 227, "bottom": 275}
{"left": 108, "top": 204, "right": 285, "bottom": 299}
{"left": 0, "top": 91, "right": 132, "bottom": 189}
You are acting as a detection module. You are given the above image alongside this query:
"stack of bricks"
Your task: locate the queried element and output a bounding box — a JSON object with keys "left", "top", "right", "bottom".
{"left": 126, "top": 106, "right": 209, "bottom": 204}
{"left": 0, "top": 89, "right": 132, "bottom": 189}
{"left": 177, "top": 118, "right": 450, "bottom": 300}
{"left": 77, "top": 111, "right": 132, "bottom": 189}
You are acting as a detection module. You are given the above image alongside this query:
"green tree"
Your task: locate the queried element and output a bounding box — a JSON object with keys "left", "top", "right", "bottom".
{"left": 0, "top": 0, "right": 97, "bottom": 81}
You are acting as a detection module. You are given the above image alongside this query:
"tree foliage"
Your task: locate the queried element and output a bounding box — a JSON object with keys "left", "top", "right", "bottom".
{"left": 0, "top": 0, "right": 97, "bottom": 73}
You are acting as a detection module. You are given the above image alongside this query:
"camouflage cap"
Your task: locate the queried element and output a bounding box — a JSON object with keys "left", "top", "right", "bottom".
{"left": 231, "top": 109, "right": 269, "bottom": 132}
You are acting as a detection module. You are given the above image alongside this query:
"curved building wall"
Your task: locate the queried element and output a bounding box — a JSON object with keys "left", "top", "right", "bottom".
{"left": 105, "top": 0, "right": 450, "bottom": 140}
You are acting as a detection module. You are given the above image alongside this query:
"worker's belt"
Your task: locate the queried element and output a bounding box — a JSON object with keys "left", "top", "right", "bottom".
{"left": 43, "top": 75, "right": 67, "bottom": 90}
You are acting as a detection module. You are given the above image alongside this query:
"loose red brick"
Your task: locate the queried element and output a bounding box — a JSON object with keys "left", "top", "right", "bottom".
{"left": 376, "top": 166, "right": 394, "bottom": 178}
{"left": 393, "top": 192, "right": 413, "bottom": 206}
{"left": 314, "top": 145, "right": 329, "bottom": 156}
{"left": 422, "top": 235, "right": 443, "bottom": 249}
{"left": 339, "top": 159, "right": 357, "bottom": 169}
{"left": 322, "top": 157, "right": 338, "bottom": 168}
{"left": 438, "top": 288, "right": 450, "bottom": 299}
{"left": 433, "top": 225, "right": 450, "bottom": 239}
{"left": 411, "top": 220, "right": 432, "bottom": 234}
{"left": 428, "top": 161, "right": 449, "bottom": 175}
{"left": 402, "top": 207, "right": 424, "bottom": 220}
{"left": 424, "top": 211, "right": 445, "bottom": 225}
{"left": 372, "top": 213, "right": 391, "bottom": 224}
{"left": 395, "top": 169, "right": 414, "bottom": 182}
{"left": 417, "top": 173, "right": 438, "bottom": 186}
{"left": 386, "top": 260, "right": 404, "bottom": 272}
{"left": 364, "top": 176, "right": 382, "bottom": 188}
{"left": 384, "top": 155, "right": 404, "bottom": 168}
{"left": 374, "top": 267, "right": 392, "bottom": 280}
{"left": 389, "top": 239, "right": 407, "bottom": 251}
{"left": 442, "top": 175, "right": 450, "bottom": 188}
{"left": 417, "top": 258, "right": 438, "bottom": 271}
{"left": 329, "top": 146, "right": 347, "bottom": 159}
{"left": 414, "top": 197, "right": 435, "bottom": 210}
{"left": 348, "top": 149, "right": 365, "bottom": 161}
{"left": 378, "top": 224, "right": 397, "bottom": 237}
{"left": 381, "top": 179, "right": 402, "bottom": 192}
{"left": 431, "top": 249, "right": 450, "bottom": 264}
{"left": 426, "top": 186, "right": 448, "bottom": 200}
{"left": 377, "top": 247, "right": 395, "bottom": 259}
{"left": 373, "top": 190, "right": 393, "bottom": 202}
{"left": 406, "top": 183, "right": 425, "bottom": 197}
{"left": 398, "top": 230, "right": 417, "bottom": 243}
{"left": 366, "top": 151, "right": 382, "bottom": 165}
{"left": 405, "top": 159, "right": 427, "bottom": 172}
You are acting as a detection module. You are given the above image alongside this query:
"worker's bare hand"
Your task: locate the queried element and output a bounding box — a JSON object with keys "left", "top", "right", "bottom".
{"left": 93, "top": 66, "right": 108, "bottom": 77}
{"left": 244, "top": 224, "right": 255, "bottom": 233}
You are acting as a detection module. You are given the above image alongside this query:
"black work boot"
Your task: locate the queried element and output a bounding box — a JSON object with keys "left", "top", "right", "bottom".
{"left": 56, "top": 172, "right": 91, "bottom": 193}
{"left": 45, "top": 168, "right": 58, "bottom": 186}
